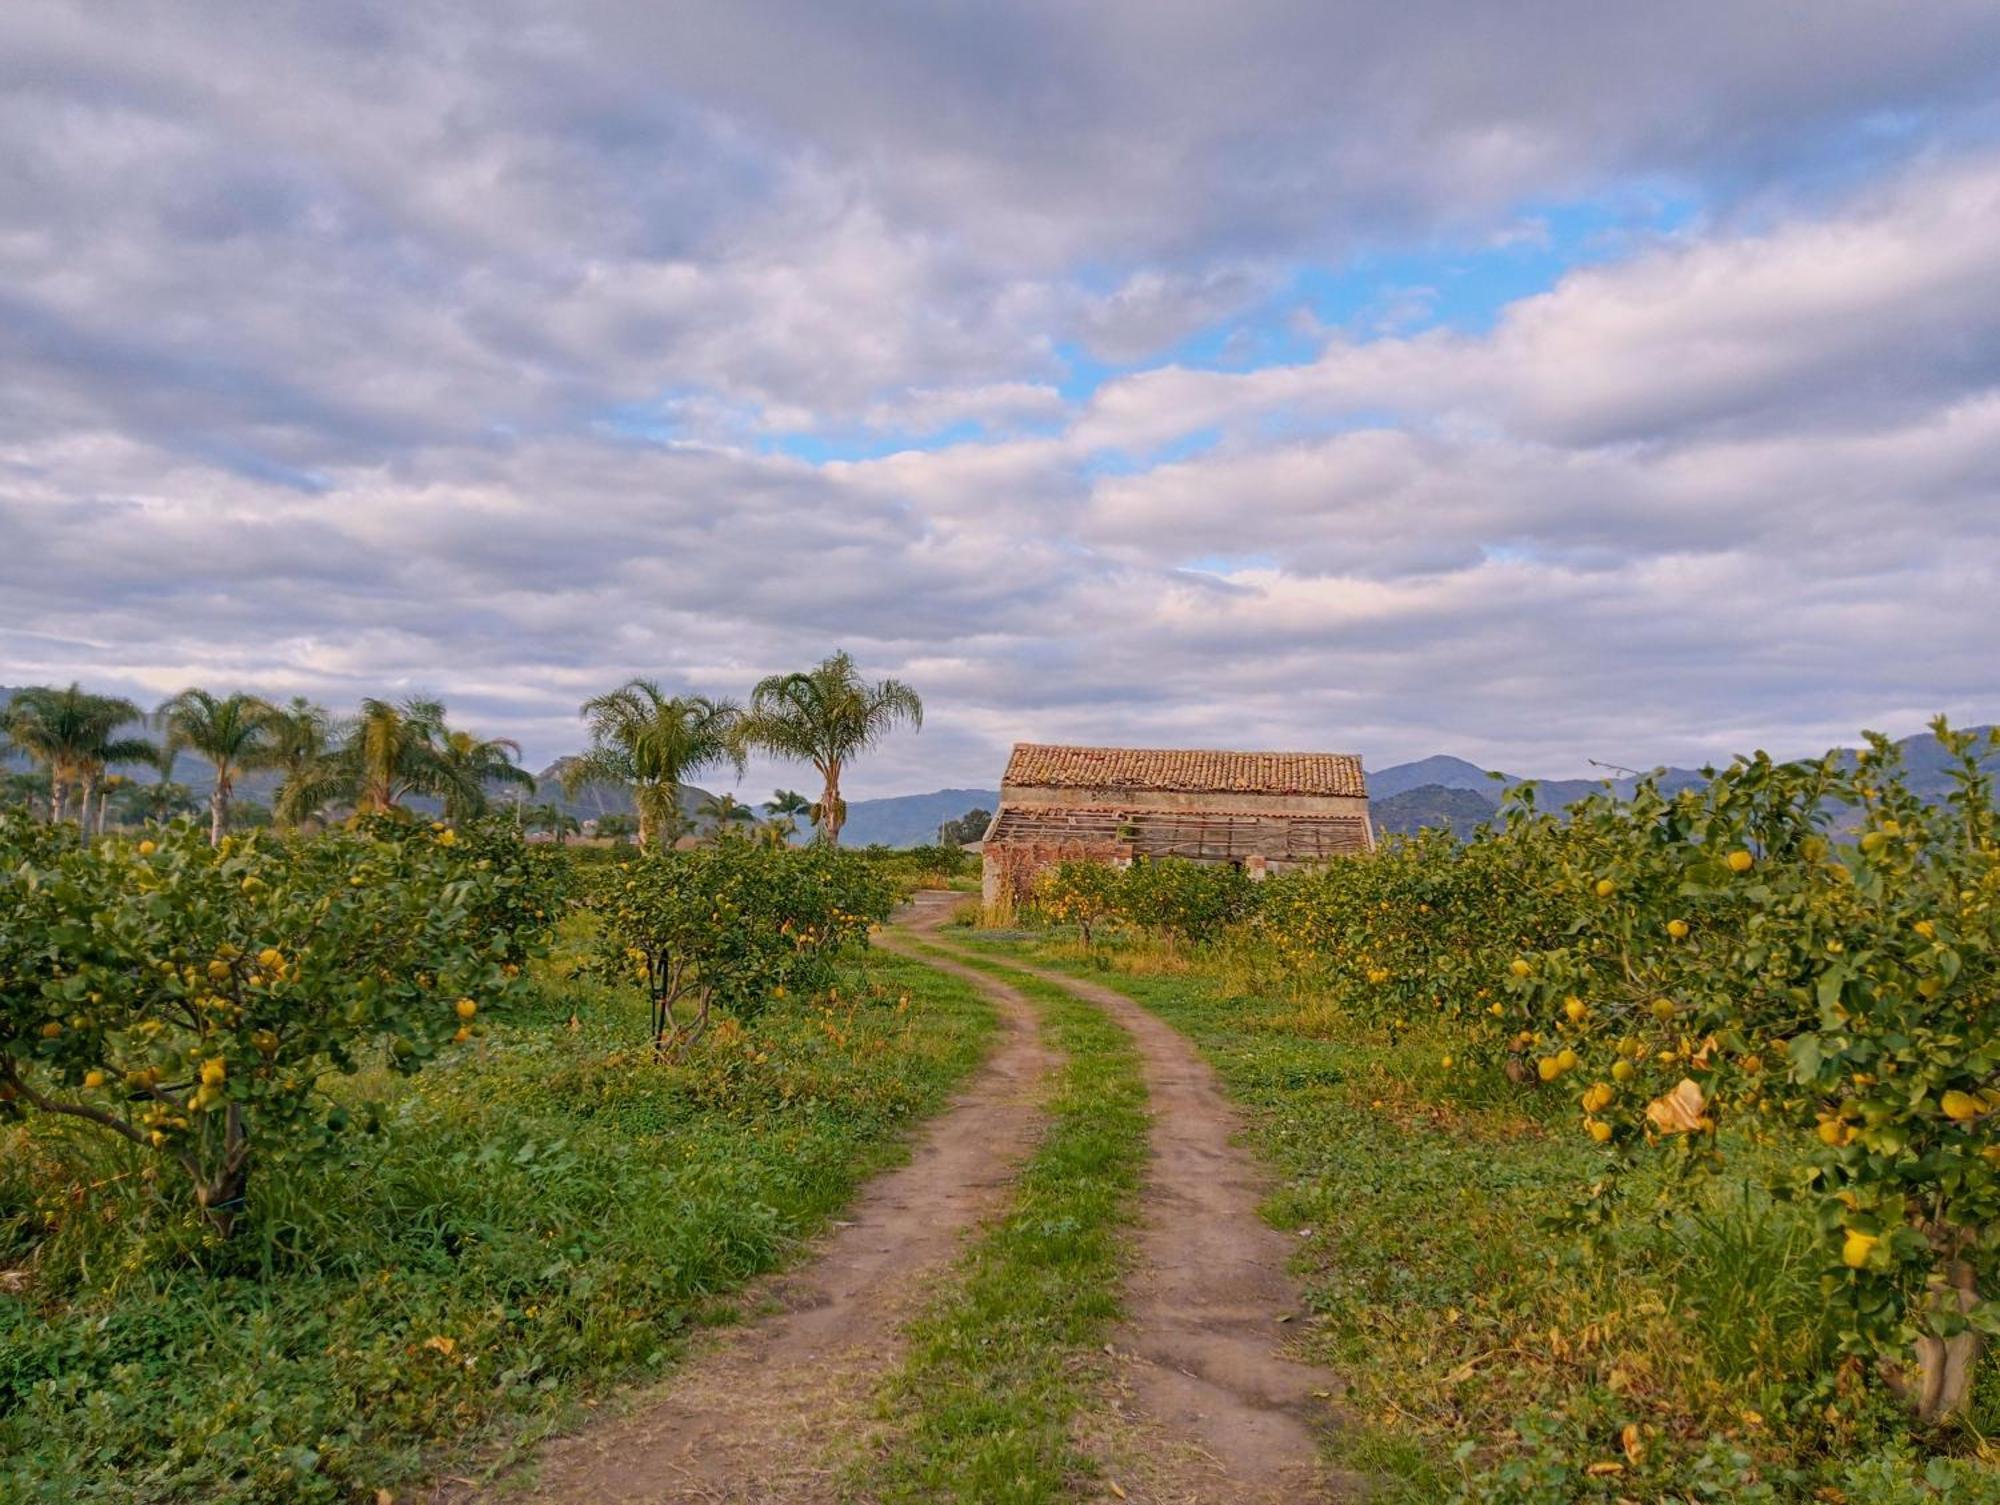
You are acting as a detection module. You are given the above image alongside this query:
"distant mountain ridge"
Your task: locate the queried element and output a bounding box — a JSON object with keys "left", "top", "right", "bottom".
{"left": 847, "top": 725, "right": 1997, "bottom": 846}
{"left": 1364, "top": 726, "right": 1997, "bottom": 838}
{"left": 7, "top": 688, "right": 1989, "bottom": 845}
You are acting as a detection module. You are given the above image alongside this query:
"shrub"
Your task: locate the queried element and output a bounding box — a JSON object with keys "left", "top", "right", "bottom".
{"left": 1031, "top": 860, "right": 1126, "bottom": 945}
{"left": 1119, "top": 857, "right": 1260, "bottom": 945}
{"left": 584, "top": 842, "right": 894, "bottom": 1056}
{"left": 1504, "top": 722, "right": 2000, "bottom": 1419}
{"left": 0, "top": 813, "right": 550, "bottom": 1235}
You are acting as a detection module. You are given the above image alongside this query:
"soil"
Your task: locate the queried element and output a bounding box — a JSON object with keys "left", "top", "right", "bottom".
{"left": 435, "top": 891, "right": 1053, "bottom": 1504}
{"left": 433, "top": 891, "right": 1352, "bottom": 1502}
{"left": 919, "top": 938, "right": 1355, "bottom": 1504}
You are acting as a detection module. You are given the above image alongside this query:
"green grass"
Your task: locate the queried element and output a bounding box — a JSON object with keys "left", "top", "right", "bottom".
{"left": 859, "top": 941, "right": 1148, "bottom": 1504}
{"left": 0, "top": 948, "right": 993, "bottom": 1505}
{"left": 967, "top": 932, "right": 2000, "bottom": 1505}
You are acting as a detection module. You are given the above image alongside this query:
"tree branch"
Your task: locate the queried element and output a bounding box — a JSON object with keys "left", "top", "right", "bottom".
{"left": 1, "top": 1054, "right": 152, "bottom": 1149}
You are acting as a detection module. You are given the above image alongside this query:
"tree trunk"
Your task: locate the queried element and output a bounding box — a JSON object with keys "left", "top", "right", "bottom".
{"left": 48, "top": 770, "right": 66, "bottom": 826}
{"left": 209, "top": 785, "right": 229, "bottom": 846}
{"left": 819, "top": 762, "right": 844, "bottom": 846}
{"left": 76, "top": 772, "right": 98, "bottom": 843}
{"left": 1885, "top": 1260, "right": 1983, "bottom": 1423}
{"left": 195, "top": 1106, "right": 251, "bottom": 1239}
{"left": 96, "top": 791, "right": 111, "bottom": 835}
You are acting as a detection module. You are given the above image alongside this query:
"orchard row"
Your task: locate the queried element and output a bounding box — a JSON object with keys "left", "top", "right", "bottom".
{"left": 1030, "top": 720, "right": 2000, "bottom": 1420}
{"left": 0, "top": 814, "right": 894, "bottom": 1238}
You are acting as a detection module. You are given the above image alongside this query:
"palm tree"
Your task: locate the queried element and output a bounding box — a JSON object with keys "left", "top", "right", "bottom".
{"left": 760, "top": 789, "right": 811, "bottom": 847}
{"left": 94, "top": 773, "right": 133, "bottom": 835}
{"left": 568, "top": 681, "right": 743, "bottom": 849}
{"left": 764, "top": 788, "right": 812, "bottom": 821}
{"left": 160, "top": 689, "right": 280, "bottom": 845}
{"left": 265, "top": 698, "right": 341, "bottom": 827}
{"left": 528, "top": 802, "right": 580, "bottom": 845}
{"left": 736, "top": 652, "right": 922, "bottom": 846}
{"left": 2, "top": 770, "right": 48, "bottom": 818}
{"left": 594, "top": 811, "right": 635, "bottom": 845}
{"left": 1, "top": 684, "right": 152, "bottom": 832}
{"left": 696, "top": 791, "right": 757, "bottom": 841}
{"left": 435, "top": 728, "right": 535, "bottom": 822}
{"left": 342, "top": 697, "right": 454, "bottom": 814}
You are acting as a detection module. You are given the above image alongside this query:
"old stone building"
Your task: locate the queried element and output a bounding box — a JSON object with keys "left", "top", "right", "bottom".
{"left": 981, "top": 743, "right": 1373, "bottom": 907}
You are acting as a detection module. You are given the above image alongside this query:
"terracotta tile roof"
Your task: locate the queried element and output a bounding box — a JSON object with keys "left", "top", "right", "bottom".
{"left": 1002, "top": 743, "right": 1367, "bottom": 799}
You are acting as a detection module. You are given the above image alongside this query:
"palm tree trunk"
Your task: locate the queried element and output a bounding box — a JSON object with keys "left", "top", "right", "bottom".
{"left": 819, "top": 761, "right": 843, "bottom": 846}
{"left": 96, "top": 791, "right": 110, "bottom": 835}
{"left": 76, "top": 772, "right": 98, "bottom": 843}
{"left": 49, "top": 771, "right": 67, "bottom": 827}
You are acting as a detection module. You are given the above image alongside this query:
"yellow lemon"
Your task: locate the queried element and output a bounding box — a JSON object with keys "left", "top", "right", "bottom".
{"left": 1537, "top": 1056, "right": 1562, "bottom": 1083}
{"left": 1650, "top": 997, "right": 1678, "bottom": 1022}
{"left": 1587, "top": 1119, "right": 1613, "bottom": 1144}
{"left": 1726, "top": 849, "right": 1754, "bottom": 873}
{"left": 1942, "top": 1090, "right": 1983, "bottom": 1122}
{"left": 1611, "top": 1059, "right": 1635, "bottom": 1083}
{"left": 137, "top": 839, "right": 157, "bottom": 857}
{"left": 1818, "top": 1118, "right": 1849, "bottom": 1146}
{"left": 39, "top": 1021, "right": 61, "bottom": 1039}
{"left": 258, "top": 947, "right": 283, "bottom": 970}
{"left": 1556, "top": 1047, "right": 1579, "bottom": 1073}
{"left": 1581, "top": 1082, "right": 1614, "bottom": 1114}
{"left": 1509, "top": 959, "right": 1533, "bottom": 979}
{"left": 83, "top": 1069, "right": 106, "bottom": 1089}
{"left": 1594, "top": 878, "right": 1616, "bottom": 898}
{"left": 200, "top": 1058, "right": 226, "bottom": 1087}
{"left": 1666, "top": 919, "right": 1689, "bottom": 940}
{"left": 455, "top": 998, "right": 478, "bottom": 1020}
{"left": 1841, "top": 1230, "right": 1879, "bottom": 1269}
{"left": 1564, "top": 996, "right": 1588, "bottom": 1024}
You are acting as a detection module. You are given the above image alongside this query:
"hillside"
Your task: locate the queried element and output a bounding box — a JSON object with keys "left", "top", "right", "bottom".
{"left": 1369, "top": 783, "right": 1503, "bottom": 841}
{"left": 838, "top": 788, "right": 996, "bottom": 848}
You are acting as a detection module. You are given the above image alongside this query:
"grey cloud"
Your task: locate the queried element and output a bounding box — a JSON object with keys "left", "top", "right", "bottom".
{"left": 2, "top": 3, "right": 1998, "bottom": 793}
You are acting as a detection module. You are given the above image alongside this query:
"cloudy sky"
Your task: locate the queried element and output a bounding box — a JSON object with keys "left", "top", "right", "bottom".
{"left": 4, "top": 3, "right": 1998, "bottom": 797}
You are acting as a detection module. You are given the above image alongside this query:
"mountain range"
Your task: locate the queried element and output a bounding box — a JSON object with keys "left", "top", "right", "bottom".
{"left": 3, "top": 688, "right": 1989, "bottom": 845}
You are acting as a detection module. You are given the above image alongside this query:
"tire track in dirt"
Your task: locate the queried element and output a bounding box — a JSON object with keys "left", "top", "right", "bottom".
{"left": 437, "top": 893, "right": 1052, "bottom": 1504}
{"left": 927, "top": 938, "right": 1354, "bottom": 1503}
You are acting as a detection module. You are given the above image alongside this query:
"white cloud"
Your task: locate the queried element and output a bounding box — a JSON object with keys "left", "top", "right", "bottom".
{"left": 1, "top": 5, "right": 1997, "bottom": 792}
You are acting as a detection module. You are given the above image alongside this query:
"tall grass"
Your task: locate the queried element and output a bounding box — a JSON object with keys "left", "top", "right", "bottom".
{"left": 984, "top": 930, "right": 2000, "bottom": 1504}
{"left": 0, "top": 951, "right": 992, "bottom": 1505}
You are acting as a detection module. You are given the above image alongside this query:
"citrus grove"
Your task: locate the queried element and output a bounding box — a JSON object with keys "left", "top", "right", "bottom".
{"left": 1028, "top": 720, "right": 2000, "bottom": 1450}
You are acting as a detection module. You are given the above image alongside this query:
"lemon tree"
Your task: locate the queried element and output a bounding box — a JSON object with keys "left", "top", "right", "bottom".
{"left": 1498, "top": 723, "right": 2000, "bottom": 1419}
{"left": 0, "top": 813, "right": 550, "bottom": 1236}
{"left": 1119, "top": 857, "right": 1258, "bottom": 945}
{"left": 1031, "top": 859, "right": 1126, "bottom": 945}
{"left": 586, "top": 842, "right": 892, "bottom": 1057}
{"left": 1253, "top": 816, "right": 1579, "bottom": 1048}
